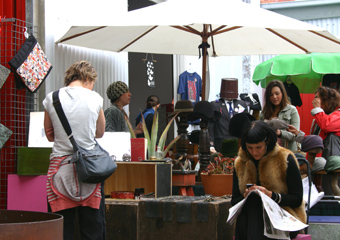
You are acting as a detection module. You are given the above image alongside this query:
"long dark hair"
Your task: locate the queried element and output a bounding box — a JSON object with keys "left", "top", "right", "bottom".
{"left": 262, "top": 80, "right": 290, "bottom": 120}
{"left": 315, "top": 86, "right": 340, "bottom": 114}
{"left": 241, "top": 120, "right": 277, "bottom": 153}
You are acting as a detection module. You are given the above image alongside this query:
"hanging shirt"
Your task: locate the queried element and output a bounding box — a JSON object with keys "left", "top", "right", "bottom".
{"left": 284, "top": 81, "right": 302, "bottom": 107}
{"left": 177, "top": 71, "right": 202, "bottom": 104}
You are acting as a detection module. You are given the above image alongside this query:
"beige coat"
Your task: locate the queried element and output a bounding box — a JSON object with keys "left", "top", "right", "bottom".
{"left": 235, "top": 144, "right": 306, "bottom": 223}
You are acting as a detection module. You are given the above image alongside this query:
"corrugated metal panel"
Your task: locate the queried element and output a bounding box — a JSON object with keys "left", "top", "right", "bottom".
{"left": 44, "top": 0, "right": 129, "bottom": 111}
{"left": 305, "top": 17, "right": 340, "bottom": 38}
{"left": 45, "top": 41, "right": 128, "bottom": 110}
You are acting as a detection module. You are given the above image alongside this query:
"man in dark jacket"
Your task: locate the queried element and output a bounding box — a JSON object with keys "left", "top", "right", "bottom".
{"left": 209, "top": 78, "right": 248, "bottom": 152}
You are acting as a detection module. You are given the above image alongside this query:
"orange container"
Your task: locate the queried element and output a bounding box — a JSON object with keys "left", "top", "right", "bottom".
{"left": 172, "top": 170, "right": 196, "bottom": 186}
{"left": 111, "top": 191, "right": 135, "bottom": 199}
{"left": 201, "top": 173, "right": 233, "bottom": 196}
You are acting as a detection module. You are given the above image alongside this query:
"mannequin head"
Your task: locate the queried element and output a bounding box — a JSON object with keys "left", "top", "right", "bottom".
{"left": 220, "top": 78, "right": 238, "bottom": 100}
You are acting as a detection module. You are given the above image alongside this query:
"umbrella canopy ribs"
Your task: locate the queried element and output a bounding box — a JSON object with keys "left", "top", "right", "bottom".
{"left": 57, "top": 0, "right": 340, "bottom": 100}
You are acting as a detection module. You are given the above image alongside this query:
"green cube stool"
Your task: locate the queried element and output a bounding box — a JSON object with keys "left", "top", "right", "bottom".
{"left": 17, "top": 147, "right": 52, "bottom": 175}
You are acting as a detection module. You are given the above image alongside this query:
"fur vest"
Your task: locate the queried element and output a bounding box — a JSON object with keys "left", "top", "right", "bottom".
{"left": 235, "top": 144, "right": 306, "bottom": 223}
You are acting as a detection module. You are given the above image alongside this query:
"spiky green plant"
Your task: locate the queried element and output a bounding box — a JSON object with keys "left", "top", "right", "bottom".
{"left": 140, "top": 109, "right": 180, "bottom": 159}
{"left": 124, "top": 115, "right": 136, "bottom": 139}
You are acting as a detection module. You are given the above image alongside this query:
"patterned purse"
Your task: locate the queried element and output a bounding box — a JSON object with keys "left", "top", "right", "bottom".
{"left": 9, "top": 35, "right": 52, "bottom": 93}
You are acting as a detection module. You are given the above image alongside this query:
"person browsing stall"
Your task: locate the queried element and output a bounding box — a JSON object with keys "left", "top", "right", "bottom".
{"left": 43, "top": 61, "right": 106, "bottom": 240}
{"left": 260, "top": 80, "right": 300, "bottom": 151}
{"left": 105, "top": 81, "right": 143, "bottom": 135}
{"left": 311, "top": 86, "right": 340, "bottom": 141}
{"left": 231, "top": 120, "right": 306, "bottom": 240}
{"left": 135, "top": 95, "right": 160, "bottom": 138}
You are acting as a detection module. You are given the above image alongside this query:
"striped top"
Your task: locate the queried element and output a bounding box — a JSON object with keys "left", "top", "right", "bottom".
{"left": 47, "top": 155, "right": 102, "bottom": 212}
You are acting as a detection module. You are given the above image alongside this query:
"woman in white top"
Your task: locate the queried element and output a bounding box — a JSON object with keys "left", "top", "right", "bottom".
{"left": 43, "top": 61, "right": 106, "bottom": 240}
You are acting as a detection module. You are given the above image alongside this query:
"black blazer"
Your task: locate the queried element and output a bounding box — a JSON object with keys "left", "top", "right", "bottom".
{"left": 208, "top": 98, "right": 248, "bottom": 151}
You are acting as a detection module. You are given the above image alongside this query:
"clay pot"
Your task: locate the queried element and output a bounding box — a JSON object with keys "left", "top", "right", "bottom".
{"left": 201, "top": 173, "right": 233, "bottom": 196}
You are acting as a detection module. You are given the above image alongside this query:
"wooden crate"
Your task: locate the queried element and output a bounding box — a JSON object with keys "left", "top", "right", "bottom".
{"left": 138, "top": 197, "right": 234, "bottom": 240}
{"left": 104, "top": 197, "right": 235, "bottom": 240}
{"left": 105, "top": 199, "right": 139, "bottom": 240}
{"left": 104, "top": 161, "right": 172, "bottom": 198}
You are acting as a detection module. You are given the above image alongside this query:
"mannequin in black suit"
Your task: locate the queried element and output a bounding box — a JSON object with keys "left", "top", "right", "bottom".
{"left": 209, "top": 78, "right": 248, "bottom": 152}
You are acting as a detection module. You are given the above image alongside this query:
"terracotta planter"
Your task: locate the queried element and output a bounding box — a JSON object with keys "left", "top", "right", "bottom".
{"left": 201, "top": 173, "right": 233, "bottom": 196}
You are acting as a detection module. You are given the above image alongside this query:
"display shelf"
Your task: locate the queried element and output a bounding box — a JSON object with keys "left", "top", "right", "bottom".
{"left": 104, "top": 161, "right": 172, "bottom": 198}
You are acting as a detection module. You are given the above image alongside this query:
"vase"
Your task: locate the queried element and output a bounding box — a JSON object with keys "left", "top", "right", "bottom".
{"left": 201, "top": 173, "right": 233, "bottom": 196}
{"left": 156, "top": 146, "right": 163, "bottom": 160}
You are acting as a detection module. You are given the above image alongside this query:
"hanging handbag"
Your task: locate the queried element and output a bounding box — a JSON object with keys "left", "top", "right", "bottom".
{"left": 52, "top": 90, "right": 117, "bottom": 183}
{"left": 9, "top": 35, "right": 52, "bottom": 93}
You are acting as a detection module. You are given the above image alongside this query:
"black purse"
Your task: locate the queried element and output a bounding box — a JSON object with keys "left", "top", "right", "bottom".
{"left": 52, "top": 90, "right": 117, "bottom": 183}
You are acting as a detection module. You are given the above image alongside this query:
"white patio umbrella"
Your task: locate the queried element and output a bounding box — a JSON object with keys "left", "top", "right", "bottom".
{"left": 57, "top": 0, "right": 340, "bottom": 100}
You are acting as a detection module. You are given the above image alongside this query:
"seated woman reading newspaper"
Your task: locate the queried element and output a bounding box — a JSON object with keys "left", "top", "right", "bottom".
{"left": 231, "top": 120, "right": 306, "bottom": 240}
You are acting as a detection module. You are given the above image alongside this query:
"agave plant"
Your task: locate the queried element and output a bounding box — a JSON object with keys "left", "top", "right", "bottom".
{"left": 125, "top": 115, "right": 136, "bottom": 139}
{"left": 125, "top": 109, "right": 180, "bottom": 159}
{"left": 140, "top": 109, "right": 180, "bottom": 160}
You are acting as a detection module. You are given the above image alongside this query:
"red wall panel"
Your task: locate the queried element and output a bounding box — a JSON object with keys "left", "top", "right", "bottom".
{"left": 0, "top": 0, "right": 26, "bottom": 209}
{"left": 296, "top": 94, "right": 315, "bottom": 135}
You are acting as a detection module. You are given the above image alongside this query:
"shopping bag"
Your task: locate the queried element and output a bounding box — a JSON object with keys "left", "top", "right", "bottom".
{"left": 9, "top": 35, "right": 52, "bottom": 93}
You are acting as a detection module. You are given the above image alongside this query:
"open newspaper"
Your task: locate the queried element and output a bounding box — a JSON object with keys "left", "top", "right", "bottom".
{"left": 302, "top": 177, "right": 324, "bottom": 209}
{"left": 227, "top": 190, "right": 308, "bottom": 240}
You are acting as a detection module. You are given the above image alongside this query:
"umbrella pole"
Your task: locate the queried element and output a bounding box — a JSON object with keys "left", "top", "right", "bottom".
{"left": 201, "top": 38, "right": 208, "bottom": 101}
{"left": 202, "top": 50, "right": 207, "bottom": 101}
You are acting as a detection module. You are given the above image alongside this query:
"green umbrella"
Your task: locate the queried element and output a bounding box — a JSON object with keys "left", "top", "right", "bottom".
{"left": 252, "top": 53, "right": 340, "bottom": 94}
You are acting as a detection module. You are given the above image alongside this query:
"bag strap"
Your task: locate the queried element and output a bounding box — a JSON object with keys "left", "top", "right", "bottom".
{"left": 52, "top": 90, "right": 78, "bottom": 152}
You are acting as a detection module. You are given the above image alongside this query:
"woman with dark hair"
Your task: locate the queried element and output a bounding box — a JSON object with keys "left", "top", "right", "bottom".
{"left": 135, "top": 95, "right": 160, "bottom": 138}
{"left": 260, "top": 80, "right": 300, "bottom": 151}
{"left": 311, "top": 86, "right": 340, "bottom": 140}
{"left": 231, "top": 120, "right": 306, "bottom": 240}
